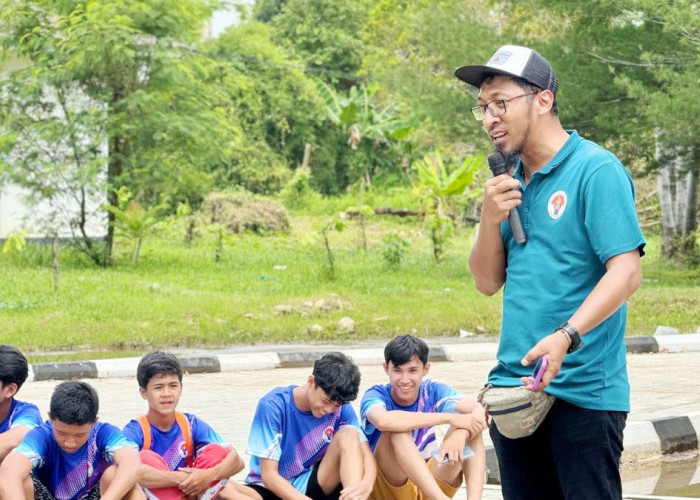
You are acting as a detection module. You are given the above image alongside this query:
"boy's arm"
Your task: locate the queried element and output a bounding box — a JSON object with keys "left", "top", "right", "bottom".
{"left": 99, "top": 446, "right": 142, "bottom": 500}
{"left": 366, "top": 405, "right": 480, "bottom": 433}
{"left": 0, "top": 427, "right": 33, "bottom": 462}
{"left": 259, "top": 458, "right": 311, "bottom": 500}
{"left": 138, "top": 464, "right": 188, "bottom": 488}
{"left": 178, "top": 445, "right": 244, "bottom": 496}
{"left": 0, "top": 451, "right": 33, "bottom": 500}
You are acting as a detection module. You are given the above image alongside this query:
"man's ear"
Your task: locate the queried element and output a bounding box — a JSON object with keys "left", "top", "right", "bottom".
{"left": 423, "top": 362, "right": 431, "bottom": 376}
{"left": 307, "top": 375, "right": 315, "bottom": 387}
{"left": 139, "top": 387, "right": 148, "bottom": 400}
{"left": 536, "top": 90, "right": 555, "bottom": 115}
{"left": 383, "top": 362, "right": 390, "bottom": 375}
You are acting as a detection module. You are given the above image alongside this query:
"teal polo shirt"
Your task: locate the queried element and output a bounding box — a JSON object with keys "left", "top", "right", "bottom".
{"left": 487, "top": 131, "right": 646, "bottom": 411}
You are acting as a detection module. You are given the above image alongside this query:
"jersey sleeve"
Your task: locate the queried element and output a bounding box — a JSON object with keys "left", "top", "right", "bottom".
{"left": 14, "top": 425, "right": 50, "bottom": 469}
{"left": 121, "top": 420, "right": 144, "bottom": 449}
{"left": 246, "top": 394, "right": 284, "bottom": 461}
{"left": 189, "top": 414, "right": 225, "bottom": 450}
{"left": 430, "top": 381, "right": 462, "bottom": 413}
{"left": 10, "top": 402, "right": 42, "bottom": 430}
{"left": 97, "top": 423, "right": 139, "bottom": 463}
{"left": 583, "top": 160, "right": 646, "bottom": 263}
{"left": 338, "top": 404, "right": 367, "bottom": 442}
{"left": 360, "top": 385, "right": 388, "bottom": 435}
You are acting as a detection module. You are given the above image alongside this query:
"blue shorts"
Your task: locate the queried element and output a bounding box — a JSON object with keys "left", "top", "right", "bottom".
{"left": 490, "top": 398, "right": 626, "bottom": 500}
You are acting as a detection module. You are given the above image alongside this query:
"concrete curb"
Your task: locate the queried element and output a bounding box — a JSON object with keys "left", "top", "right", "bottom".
{"left": 28, "top": 333, "right": 700, "bottom": 486}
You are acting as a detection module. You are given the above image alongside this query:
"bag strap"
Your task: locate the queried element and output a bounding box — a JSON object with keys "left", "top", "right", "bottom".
{"left": 137, "top": 415, "right": 152, "bottom": 450}
{"left": 175, "top": 412, "right": 195, "bottom": 468}
{"left": 138, "top": 413, "right": 194, "bottom": 467}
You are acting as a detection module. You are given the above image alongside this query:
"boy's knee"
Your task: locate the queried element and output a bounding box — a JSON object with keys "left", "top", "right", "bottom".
{"left": 193, "top": 443, "right": 229, "bottom": 469}
{"left": 99, "top": 464, "right": 117, "bottom": 491}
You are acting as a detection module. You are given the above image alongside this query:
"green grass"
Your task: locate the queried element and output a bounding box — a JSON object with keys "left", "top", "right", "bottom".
{"left": 0, "top": 217, "right": 697, "bottom": 362}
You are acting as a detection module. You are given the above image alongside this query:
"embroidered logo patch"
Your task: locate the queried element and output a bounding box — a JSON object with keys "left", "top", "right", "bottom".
{"left": 547, "top": 191, "right": 567, "bottom": 219}
{"left": 489, "top": 50, "right": 512, "bottom": 66}
{"left": 322, "top": 426, "right": 335, "bottom": 443}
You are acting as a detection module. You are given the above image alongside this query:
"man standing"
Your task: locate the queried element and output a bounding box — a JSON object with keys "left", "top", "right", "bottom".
{"left": 456, "top": 45, "right": 645, "bottom": 500}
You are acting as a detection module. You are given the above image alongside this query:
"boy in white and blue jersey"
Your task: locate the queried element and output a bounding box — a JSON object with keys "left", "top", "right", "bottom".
{"left": 243, "top": 352, "right": 376, "bottom": 500}
{"left": 361, "top": 335, "right": 486, "bottom": 500}
{"left": 122, "top": 351, "right": 247, "bottom": 500}
{"left": 0, "top": 345, "right": 42, "bottom": 464}
{"left": 0, "top": 381, "right": 143, "bottom": 500}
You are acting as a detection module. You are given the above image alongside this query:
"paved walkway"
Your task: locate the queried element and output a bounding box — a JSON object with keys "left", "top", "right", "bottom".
{"left": 19, "top": 350, "right": 700, "bottom": 499}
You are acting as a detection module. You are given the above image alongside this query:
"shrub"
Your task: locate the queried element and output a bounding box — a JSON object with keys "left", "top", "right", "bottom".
{"left": 199, "top": 191, "right": 290, "bottom": 235}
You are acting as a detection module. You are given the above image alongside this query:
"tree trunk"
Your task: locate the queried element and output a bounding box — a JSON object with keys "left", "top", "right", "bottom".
{"left": 655, "top": 131, "right": 699, "bottom": 262}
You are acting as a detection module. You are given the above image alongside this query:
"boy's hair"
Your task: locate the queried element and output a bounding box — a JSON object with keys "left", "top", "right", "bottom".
{"left": 384, "top": 334, "right": 429, "bottom": 366}
{"left": 49, "top": 381, "right": 99, "bottom": 425}
{"left": 0, "top": 345, "right": 29, "bottom": 390}
{"left": 312, "top": 352, "right": 360, "bottom": 405}
{"left": 137, "top": 351, "right": 183, "bottom": 389}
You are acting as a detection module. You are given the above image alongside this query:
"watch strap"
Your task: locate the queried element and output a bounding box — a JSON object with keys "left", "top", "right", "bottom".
{"left": 558, "top": 322, "right": 582, "bottom": 353}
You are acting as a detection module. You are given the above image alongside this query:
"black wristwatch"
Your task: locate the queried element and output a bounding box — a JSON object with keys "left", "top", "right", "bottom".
{"left": 558, "top": 322, "right": 582, "bottom": 354}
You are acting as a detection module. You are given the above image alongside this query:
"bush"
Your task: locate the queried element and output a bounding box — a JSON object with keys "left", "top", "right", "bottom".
{"left": 199, "top": 191, "right": 290, "bottom": 235}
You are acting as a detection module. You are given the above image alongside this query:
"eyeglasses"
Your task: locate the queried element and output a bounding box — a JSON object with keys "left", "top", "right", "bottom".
{"left": 471, "top": 91, "right": 538, "bottom": 121}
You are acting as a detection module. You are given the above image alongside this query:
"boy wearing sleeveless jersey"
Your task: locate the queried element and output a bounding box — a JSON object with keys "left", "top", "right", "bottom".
{"left": 122, "top": 351, "right": 248, "bottom": 500}
{"left": 0, "top": 345, "right": 42, "bottom": 463}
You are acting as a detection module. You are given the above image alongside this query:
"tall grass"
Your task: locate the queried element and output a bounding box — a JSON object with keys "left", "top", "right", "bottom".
{"left": 0, "top": 216, "right": 697, "bottom": 361}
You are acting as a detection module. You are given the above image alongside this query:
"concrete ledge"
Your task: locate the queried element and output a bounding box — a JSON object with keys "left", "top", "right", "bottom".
{"left": 32, "top": 361, "right": 98, "bottom": 381}
{"left": 622, "top": 421, "right": 663, "bottom": 463}
{"left": 179, "top": 356, "right": 220, "bottom": 374}
{"left": 652, "top": 416, "right": 698, "bottom": 454}
{"left": 625, "top": 337, "right": 659, "bottom": 354}
{"left": 218, "top": 353, "right": 280, "bottom": 372}
{"left": 656, "top": 334, "right": 700, "bottom": 352}
{"left": 93, "top": 358, "right": 141, "bottom": 378}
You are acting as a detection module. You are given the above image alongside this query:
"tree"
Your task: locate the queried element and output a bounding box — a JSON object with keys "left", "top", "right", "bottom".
{"left": 0, "top": 0, "right": 237, "bottom": 264}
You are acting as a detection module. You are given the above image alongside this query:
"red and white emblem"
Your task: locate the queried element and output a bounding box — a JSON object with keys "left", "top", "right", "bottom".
{"left": 547, "top": 191, "right": 567, "bottom": 220}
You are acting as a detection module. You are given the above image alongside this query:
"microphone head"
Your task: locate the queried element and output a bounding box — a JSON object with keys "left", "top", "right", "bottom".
{"left": 487, "top": 150, "right": 511, "bottom": 176}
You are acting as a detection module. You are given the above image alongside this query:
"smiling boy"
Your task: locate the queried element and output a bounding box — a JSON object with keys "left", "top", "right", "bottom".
{"left": 0, "top": 380, "right": 143, "bottom": 500}
{"left": 361, "top": 335, "right": 486, "bottom": 500}
{"left": 122, "top": 351, "right": 248, "bottom": 500}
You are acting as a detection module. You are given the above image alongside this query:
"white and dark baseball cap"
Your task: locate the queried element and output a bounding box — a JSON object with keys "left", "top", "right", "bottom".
{"left": 455, "top": 45, "right": 558, "bottom": 96}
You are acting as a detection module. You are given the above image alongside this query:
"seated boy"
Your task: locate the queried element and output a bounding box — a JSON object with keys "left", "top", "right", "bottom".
{"left": 122, "top": 351, "right": 248, "bottom": 500}
{"left": 0, "top": 380, "right": 144, "bottom": 500}
{"left": 360, "top": 335, "right": 486, "bottom": 500}
{"left": 0, "top": 345, "right": 42, "bottom": 463}
{"left": 242, "top": 352, "right": 376, "bottom": 500}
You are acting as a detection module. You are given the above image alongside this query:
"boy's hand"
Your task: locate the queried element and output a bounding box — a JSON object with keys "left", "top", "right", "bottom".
{"left": 339, "top": 478, "right": 373, "bottom": 500}
{"left": 448, "top": 413, "right": 486, "bottom": 436}
{"left": 436, "top": 433, "right": 467, "bottom": 466}
{"left": 178, "top": 467, "right": 216, "bottom": 496}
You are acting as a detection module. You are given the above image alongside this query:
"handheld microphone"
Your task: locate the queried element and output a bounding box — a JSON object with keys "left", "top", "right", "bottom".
{"left": 487, "top": 151, "right": 527, "bottom": 244}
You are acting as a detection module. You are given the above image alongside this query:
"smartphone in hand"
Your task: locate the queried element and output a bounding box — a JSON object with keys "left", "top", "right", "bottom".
{"left": 531, "top": 355, "right": 548, "bottom": 391}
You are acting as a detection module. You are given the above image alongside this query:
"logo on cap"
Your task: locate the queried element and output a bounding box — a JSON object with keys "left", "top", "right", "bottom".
{"left": 547, "top": 191, "right": 567, "bottom": 220}
{"left": 489, "top": 50, "right": 512, "bottom": 66}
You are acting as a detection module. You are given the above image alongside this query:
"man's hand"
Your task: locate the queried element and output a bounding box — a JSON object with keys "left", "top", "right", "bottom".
{"left": 481, "top": 174, "right": 522, "bottom": 225}
{"left": 178, "top": 467, "right": 216, "bottom": 496}
{"left": 435, "top": 431, "right": 469, "bottom": 466}
{"left": 520, "top": 331, "right": 570, "bottom": 391}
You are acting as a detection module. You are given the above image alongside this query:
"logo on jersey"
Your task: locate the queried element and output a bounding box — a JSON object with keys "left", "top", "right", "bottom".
{"left": 179, "top": 440, "right": 189, "bottom": 458}
{"left": 322, "top": 426, "right": 335, "bottom": 443}
{"left": 547, "top": 191, "right": 567, "bottom": 220}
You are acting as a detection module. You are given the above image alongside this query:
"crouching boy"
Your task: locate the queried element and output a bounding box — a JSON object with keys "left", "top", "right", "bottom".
{"left": 123, "top": 351, "right": 248, "bottom": 500}
{"left": 0, "top": 381, "right": 144, "bottom": 500}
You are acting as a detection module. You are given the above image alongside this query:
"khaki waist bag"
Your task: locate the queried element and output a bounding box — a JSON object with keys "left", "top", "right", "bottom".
{"left": 477, "top": 385, "right": 556, "bottom": 439}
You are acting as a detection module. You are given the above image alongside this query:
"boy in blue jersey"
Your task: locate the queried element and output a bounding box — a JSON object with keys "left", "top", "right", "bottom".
{"left": 0, "top": 380, "right": 143, "bottom": 500}
{"left": 0, "top": 345, "right": 42, "bottom": 463}
{"left": 243, "top": 352, "right": 376, "bottom": 500}
{"left": 122, "top": 351, "right": 249, "bottom": 500}
{"left": 361, "top": 335, "right": 486, "bottom": 500}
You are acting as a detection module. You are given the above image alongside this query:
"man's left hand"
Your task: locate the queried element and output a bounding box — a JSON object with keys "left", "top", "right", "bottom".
{"left": 178, "top": 467, "right": 216, "bottom": 496}
{"left": 520, "top": 331, "right": 570, "bottom": 391}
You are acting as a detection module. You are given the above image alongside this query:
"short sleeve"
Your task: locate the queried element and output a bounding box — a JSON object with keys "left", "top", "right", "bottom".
{"left": 430, "top": 381, "right": 462, "bottom": 414}
{"left": 583, "top": 161, "right": 646, "bottom": 263}
{"left": 190, "top": 414, "right": 225, "bottom": 450}
{"left": 98, "top": 423, "right": 139, "bottom": 463}
{"left": 360, "top": 386, "right": 388, "bottom": 435}
{"left": 246, "top": 395, "right": 284, "bottom": 461}
{"left": 14, "top": 425, "right": 50, "bottom": 469}
{"left": 121, "top": 420, "right": 144, "bottom": 449}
